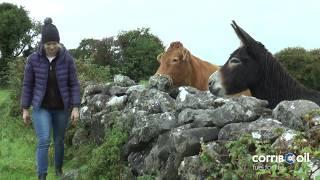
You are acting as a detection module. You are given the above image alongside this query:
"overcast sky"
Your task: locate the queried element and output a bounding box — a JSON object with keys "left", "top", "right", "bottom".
{"left": 2, "top": 0, "right": 320, "bottom": 65}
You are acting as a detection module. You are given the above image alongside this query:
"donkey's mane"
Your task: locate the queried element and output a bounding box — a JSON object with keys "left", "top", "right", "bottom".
{"left": 250, "top": 44, "right": 320, "bottom": 108}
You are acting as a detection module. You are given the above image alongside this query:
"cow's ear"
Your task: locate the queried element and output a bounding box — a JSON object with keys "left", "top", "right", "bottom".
{"left": 157, "top": 52, "right": 164, "bottom": 62}
{"left": 231, "top": 20, "right": 256, "bottom": 47}
{"left": 182, "top": 49, "right": 190, "bottom": 62}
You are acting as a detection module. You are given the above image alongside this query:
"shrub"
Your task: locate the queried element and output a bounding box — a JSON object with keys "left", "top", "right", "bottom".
{"left": 7, "top": 57, "right": 25, "bottom": 117}
{"left": 275, "top": 47, "right": 320, "bottom": 91}
{"left": 201, "top": 132, "right": 320, "bottom": 179}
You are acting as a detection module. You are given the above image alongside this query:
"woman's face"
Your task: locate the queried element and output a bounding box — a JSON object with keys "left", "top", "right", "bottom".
{"left": 44, "top": 41, "right": 60, "bottom": 56}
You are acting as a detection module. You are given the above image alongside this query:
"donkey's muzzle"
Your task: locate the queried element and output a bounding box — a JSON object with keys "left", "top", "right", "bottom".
{"left": 208, "top": 71, "right": 226, "bottom": 96}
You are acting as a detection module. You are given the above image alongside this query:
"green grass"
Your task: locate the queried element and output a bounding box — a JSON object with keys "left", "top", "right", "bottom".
{"left": 0, "top": 89, "right": 68, "bottom": 180}
{"left": 0, "top": 89, "right": 10, "bottom": 104}
{"left": 139, "top": 79, "right": 149, "bottom": 86}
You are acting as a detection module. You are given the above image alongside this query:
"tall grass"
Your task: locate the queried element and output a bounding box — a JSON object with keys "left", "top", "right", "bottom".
{"left": 0, "top": 89, "right": 63, "bottom": 180}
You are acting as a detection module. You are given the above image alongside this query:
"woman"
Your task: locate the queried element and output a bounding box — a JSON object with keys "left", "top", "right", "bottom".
{"left": 21, "top": 18, "right": 80, "bottom": 180}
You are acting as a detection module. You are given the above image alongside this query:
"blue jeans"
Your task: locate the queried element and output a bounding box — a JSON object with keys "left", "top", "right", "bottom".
{"left": 32, "top": 107, "right": 69, "bottom": 175}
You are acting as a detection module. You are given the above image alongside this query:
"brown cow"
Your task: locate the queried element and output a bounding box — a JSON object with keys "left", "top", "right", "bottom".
{"left": 156, "top": 41, "right": 251, "bottom": 96}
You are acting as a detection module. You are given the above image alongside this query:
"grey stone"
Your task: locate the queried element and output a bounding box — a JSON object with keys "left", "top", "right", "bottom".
{"left": 127, "top": 112, "right": 178, "bottom": 153}
{"left": 218, "top": 117, "right": 286, "bottom": 141}
{"left": 127, "top": 89, "right": 175, "bottom": 114}
{"left": 308, "top": 159, "right": 320, "bottom": 180}
{"left": 88, "top": 94, "right": 110, "bottom": 112}
{"left": 273, "top": 100, "right": 320, "bottom": 131}
{"left": 109, "top": 86, "right": 128, "bottom": 96}
{"left": 106, "top": 95, "right": 128, "bottom": 110}
{"left": 61, "top": 169, "right": 79, "bottom": 180}
{"left": 81, "top": 83, "right": 113, "bottom": 104}
{"left": 175, "top": 87, "right": 216, "bottom": 111}
{"left": 178, "top": 155, "right": 206, "bottom": 180}
{"left": 272, "top": 129, "right": 299, "bottom": 150}
{"left": 143, "top": 126, "right": 219, "bottom": 179}
{"left": 78, "top": 81, "right": 320, "bottom": 179}
{"left": 114, "top": 74, "right": 136, "bottom": 87}
{"left": 148, "top": 74, "right": 172, "bottom": 92}
{"left": 79, "top": 105, "right": 93, "bottom": 127}
{"left": 178, "top": 101, "right": 258, "bottom": 128}
{"left": 128, "top": 151, "right": 147, "bottom": 176}
{"left": 72, "top": 128, "right": 89, "bottom": 147}
{"left": 306, "top": 125, "right": 320, "bottom": 147}
{"left": 126, "top": 85, "right": 146, "bottom": 94}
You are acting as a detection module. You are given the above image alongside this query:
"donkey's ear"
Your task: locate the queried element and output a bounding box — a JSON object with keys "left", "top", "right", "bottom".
{"left": 231, "top": 20, "right": 256, "bottom": 47}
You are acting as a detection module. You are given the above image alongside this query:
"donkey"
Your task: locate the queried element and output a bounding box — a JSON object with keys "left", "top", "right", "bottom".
{"left": 208, "top": 20, "right": 320, "bottom": 108}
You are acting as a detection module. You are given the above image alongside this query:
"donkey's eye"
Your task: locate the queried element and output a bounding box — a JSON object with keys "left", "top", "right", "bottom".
{"left": 229, "top": 57, "right": 241, "bottom": 64}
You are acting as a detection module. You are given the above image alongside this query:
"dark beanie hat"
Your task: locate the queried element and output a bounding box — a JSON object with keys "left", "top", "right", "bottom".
{"left": 41, "top": 17, "right": 60, "bottom": 43}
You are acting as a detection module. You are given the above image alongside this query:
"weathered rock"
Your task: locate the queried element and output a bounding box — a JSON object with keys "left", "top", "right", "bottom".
{"left": 308, "top": 159, "right": 320, "bottom": 180}
{"left": 127, "top": 111, "right": 178, "bottom": 154}
{"left": 304, "top": 110, "right": 320, "bottom": 128}
{"left": 230, "top": 95, "right": 269, "bottom": 109}
{"left": 79, "top": 105, "right": 93, "bottom": 127}
{"left": 201, "top": 141, "right": 229, "bottom": 163}
{"left": 273, "top": 100, "right": 320, "bottom": 131}
{"left": 72, "top": 128, "right": 89, "bottom": 147}
{"left": 61, "top": 169, "right": 79, "bottom": 180}
{"left": 306, "top": 125, "right": 320, "bottom": 146}
{"left": 127, "top": 89, "right": 176, "bottom": 114}
{"left": 178, "top": 141, "right": 230, "bottom": 179}
{"left": 73, "top": 77, "right": 320, "bottom": 179}
{"left": 88, "top": 111, "right": 106, "bottom": 144}
{"left": 128, "top": 151, "right": 148, "bottom": 176}
{"left": 126, "top": 85, "right": 146, "bottom": 94}
{"left": 199, "top": 101, "right": 252, "bottom": 127}
{"left": 106, "top": 95, "right": 128, "bottom": 110}
{"left": 178, "top": 100, "right": 260, "bottom": 128}
{"left": 311, "top": 114, "right": 320, "bottom": 126}
{"left": 271, "top": 129, "right": 299, "bottom": 150}
{"left": 218, "top": 117, "right": 286, "bottom": 141}
{"left": 120, "top": 166, "right": 136, "bottom": 180}
{"left": 113, "top": 74, "right": 136, "bottom": 87}
{"left": 148, "top": 74, "right": 172, "bottom": 92}
{"left": 178, "top": 155, "right": 206, "bottom": 180}
{"left": 143, "top": 126, "right": 219, "bottom": 179}
{"left": 81, "top": 83, "right": 112, "bottom": 104}
{"left": 109, "top": 86, "right": 128, "bottom": 96}
{"left": 87, "top": 94, "right": 110, "bottom": 112}
{"left": 176, "top": 87, "right": 216, "bottom": 111}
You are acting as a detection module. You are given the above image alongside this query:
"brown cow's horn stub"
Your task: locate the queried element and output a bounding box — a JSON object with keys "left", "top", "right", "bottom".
{"left": 169, "top": 41, "right": 183, "bottom": 49}
{"left": 157, "top": 52, "right": 164, "bottom": 61}
{"left": 182, "top": 49, "right": 190, "bottom": 62}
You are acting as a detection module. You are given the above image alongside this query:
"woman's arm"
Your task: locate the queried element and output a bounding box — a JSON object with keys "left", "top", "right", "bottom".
{"left": 68, "top": 54, "right": 81, "bottom": 108}
{"left": 21, "top": 57, "right": 34, "bottom": 109}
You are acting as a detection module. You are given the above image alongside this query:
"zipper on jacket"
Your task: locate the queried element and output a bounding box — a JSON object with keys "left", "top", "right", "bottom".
{"left": 55, "top": 54, "right": 67, "bottom": 109}
{"left": 39, "top": 60, "right": 49, "bottom": 107}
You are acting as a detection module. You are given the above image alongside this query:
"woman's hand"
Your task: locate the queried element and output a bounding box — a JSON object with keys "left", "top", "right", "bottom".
{"left": 70, "top": 107, "right": 79, "bottom": 126}
{"left": 22, "top": 109, "right": 31, "bottom": 126}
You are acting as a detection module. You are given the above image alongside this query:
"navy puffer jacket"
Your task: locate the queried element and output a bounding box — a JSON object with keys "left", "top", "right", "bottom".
{"left": 21, "top": 45, "right": 80, "bottom": 110}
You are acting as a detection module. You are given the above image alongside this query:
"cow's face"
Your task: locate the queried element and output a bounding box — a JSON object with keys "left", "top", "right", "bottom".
{"left": 156, "top": 42, "right": 192, "bottom": 87}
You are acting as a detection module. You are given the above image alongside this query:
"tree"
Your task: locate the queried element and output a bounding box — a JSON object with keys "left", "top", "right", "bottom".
{"left": 93, "top": 37, "right": 116, "bottom": 66}
{"left": 19, "top": 20, "right": 41, "bottom": 58}
{"left": 0, "top": 3, "right": 32, "bottom": 60}
{"left": 115, "top": 28, "right": 165, "bottom": 81}
{"left": 275, "top": 47, "right": 320, "bottom": 91}
{"left": 0, "top": 3, "right": 38, "bottom": 86}
{"left": 69, "top": 28, "right": 164, "bottom": 81}
{"left": 69, "top": 38, "right": 99, "bottom": 60}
